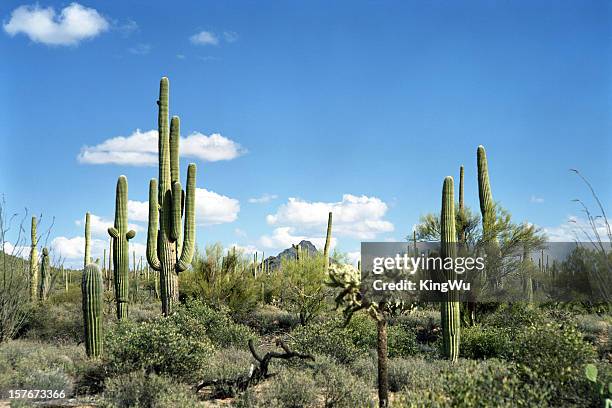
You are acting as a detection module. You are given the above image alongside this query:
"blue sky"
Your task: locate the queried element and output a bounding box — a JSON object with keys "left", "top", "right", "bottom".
{"left": 1, "top": 1, "right": 610, "bottom": 266}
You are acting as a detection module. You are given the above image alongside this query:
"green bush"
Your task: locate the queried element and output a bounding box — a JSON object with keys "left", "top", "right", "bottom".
{"left": 482, "top": 303, "right": 547, "bottom": 329}
{"left": 256, "top": 367, "right": 318, "bottom": 408}
{"left": 101, "top": 371, "right": 201, "bottom": 408}
{"left": 348, "top": 353, "right": 377, "bottom": 386}
{"left": 247, "top": 305, "right": 301, "bottom": 334}
{"left": 460, "top": 326, "right": 513, "bottom": 359}
{"left": 104, "top": 317, "right": 215, "bottom": 383}
{"left": 21, "top": 303, "right": 83, "bottom": 343}
{"left": 200, "top": 348, "right": 255, "bottom": 397}
{"left": 388, "top": 324, "right": 419, "bottom": 357}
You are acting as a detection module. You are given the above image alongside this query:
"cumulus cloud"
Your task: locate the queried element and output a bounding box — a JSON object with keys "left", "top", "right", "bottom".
{"left": 248, "top": 194, "right": 278, "bottom": 204}
{"left": 51, "top": 235, "right": 146, "bottom": 267}
{"left": 2, "top": 241, "right": 30, "bottom": 259}
{"left": 543, "top": 216, "right": 611, "bottom": 242}
{"left": 77, "top": 129, "right": 245, "bottom": 165}
{"left": 190, "top": 31, "right": 218, "bottom": 45}
{"left": 3, "top": 3, "right": 109, "bottom": 46}
{"left": 195, "top": 188, "right": 240, "bottom": 225}
{"left": 259, "top": 227, "right": 336, "bottom": 251}
{"left": 128, "top": 200, "right": 149, "bottom": 222}
{"left": 266, "top": 194, "right": 394, "bottom": 239}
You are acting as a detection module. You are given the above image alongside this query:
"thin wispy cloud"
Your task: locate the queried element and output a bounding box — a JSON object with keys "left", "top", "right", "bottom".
{"left": 223, "top": 31, "right": 238, "bottom": 42}
{"left": 190, "top": 31, "right": 218, "bottom": 46}
{"left": 248, "top": 194, "right": 278, "bottom": 204}
{"left": 3, "top": 3, "right": 109, "bottom": 46}
{"left": 530, "top": 195, "right": 544, "bottom": 204}
{"left": 128, "top": 43, "right": 151, "bottom": 55}
{"left": 77, "top": 129, "right": 246, "bottom": 165}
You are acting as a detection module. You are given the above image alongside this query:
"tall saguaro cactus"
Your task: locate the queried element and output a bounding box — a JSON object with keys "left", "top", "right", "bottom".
{"left": 29, "top": 216, "right": 38, "bottom": 301}
{"left": 146, "top": 77, "right": 197, "bottom": 316}
{"left": 477, "top": 145, "right": 495, "bottom": 238}
{"left": 82, "top": 263, "right": 103, "bottom": 357}
{"left": 39, "top": 247, "right": 49, "bottom": 301}
{"left": 440, "top": 177, "right": 460, "bottom": 362}
{"left": 323, "top": 212, "right": 333, "bottom": 271}
{"left": 84, "top": 212, "right": 91, "bottom": 268}
{"left": 108, "top": 176, "right": 136, "bottom": 319}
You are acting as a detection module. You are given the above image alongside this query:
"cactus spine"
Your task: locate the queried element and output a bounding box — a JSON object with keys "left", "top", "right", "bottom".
{"left": 146, "top": 77, "right": 197, "bottom": 316}
{"left": 108, "top": 176, "right": 136, "bottom": 320}
{"left": 29, "top": 216, "right": 38, "bottom": 301}
{"left": 82, "top": 263, "right": 103, "bottom": 357}
{"left": 323, "top": 212, "right": 333, "bottom": 271}
{"left": 441, "top": 177, "right": 460, "bottom": 362}
{"left": 39, "top": 247, "right": 49, "bottom": 301}
{"left": 84, "top": 212, "right": 91, "bottom": 268}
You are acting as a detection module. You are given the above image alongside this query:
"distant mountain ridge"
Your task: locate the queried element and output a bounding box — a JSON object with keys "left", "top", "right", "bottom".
{"left": 264, "top": 240, "right": 319, "bottom": 271}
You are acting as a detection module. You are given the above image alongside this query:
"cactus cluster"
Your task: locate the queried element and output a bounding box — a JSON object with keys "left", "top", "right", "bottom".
{"left": 146, "top": 77, "right": 196, "bottom": 316}
{"left": 82, "top": 263, "right": 103, "bottom": 357}
{"left": 108, "top": 176, "right": 136, "bottom": 320}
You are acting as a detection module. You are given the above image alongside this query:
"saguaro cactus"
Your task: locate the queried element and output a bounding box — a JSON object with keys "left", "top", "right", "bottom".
{"left": 108, "top": 176, "right": 136, "bottom": 319}
{"left": 39, "top": 247, "right": 49, "bottom": 301}
{"left": 82, "top": 263, "right": 103, "bottom": 357}
{"left": 146, "top": 77, "right": 196, "bottom": 316}
{"left": 440, "top": 177, "right": 460, "bottom": 362}
{"left": 477, "top": 145, "right": 495, "bottom": 238}
{"left": 29, "top": 216, "right": 38, "bottom": 301}
{"left": 323, "top": 212, "right": 333, "bottom": 271}
{"left": 84, "top": 212, "right": 91, "bottom": 268}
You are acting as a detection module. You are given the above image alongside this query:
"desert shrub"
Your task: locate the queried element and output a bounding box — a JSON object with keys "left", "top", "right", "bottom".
{"left": 349, "top": 353, "right": 377, "bottom": 386}
{"left": 199, "top": 348, "right": 255, "bottom": 397}
{"left": 21, "top": 302, "right": 83, "bottom": 343}
{"left": 312, "top": 356, "right": 373, "bottom": 407}
{"left": 104, "top": 317, "right": 215, "bottom": 383}
{"left": 247, "top": 305, "right": 301, "bottom": 334}
{"left": 291, "top": 314, "right": 376, "bottom": 364}
{"left": 129, "top": 302, "right": 163, "bottom": 323}
{"left": 0, "top": 340, "right": 83, "bottom": 398}
{"left": 482, "top": 303, "right": 547, "bottom": 329}
{"left": 460, "top": 326, "right": 513, "bottom": 359}
{"left": 101, "top": 371, "right": 200, "bottom": 408}
{"left": 388, "top": 324, "right": 419, "bottom": 357}
{"left": 175, "top": 299, "right": 256, "bottom": 349}
{"left": 49, "top": 285, "right": 82, "bottom": 304}
{"left": 399, "top": 358, "right": 552, "bottom": 407}
{"left": 256, "top": 367, "right": 318, "bottom": 408}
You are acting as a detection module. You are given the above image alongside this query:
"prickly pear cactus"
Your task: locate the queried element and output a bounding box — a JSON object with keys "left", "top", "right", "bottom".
{"left": 82, "top": 263, "right": 103, "bottom": 357}
{"left": 146, "top": 77, "right": 196, "bottom": 316}
{"left": 108, "top": 176, "right": 136, "bottom": 319}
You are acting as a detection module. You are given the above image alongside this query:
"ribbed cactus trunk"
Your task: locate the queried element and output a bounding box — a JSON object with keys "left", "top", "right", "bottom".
{"left": 39, "top": 248, "right": 49, "bottom": 301}
{"left": 108, "top": 176, "right": 136, "bottom": 320}
{"left": 82, "top": 263, "right": 103, "bottom": 358}
{"left": 441, "top": 177, "right": 460, "bottom": 362}
{"left": 29, "top": 216, "right": 38, "bottom": 301}
{"left": 147, "top": 77, "right": 197, "bottom": 316}
{"left": 477, "top": 146, "right": 495, "bottom": 239}
{"left": 323, "top": 212, "right": 333, "bottom": 271}
{"left": 84, "top": 212, "right": 91, "bottom": 268}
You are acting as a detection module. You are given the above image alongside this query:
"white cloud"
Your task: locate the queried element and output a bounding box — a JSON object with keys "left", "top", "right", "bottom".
{"left": 543, "top": 216, "right": 611, "bottom": 242}
{"left": 259, "top": 227, "right": 336, "bottom": 251}
{"left": 128, "top": 200, "right": 149, "bottom": 222}
{"left": 51, "top": 235, "right": 147, "bottom": 268}
{"left": 190, "top": 31, "right": 218, "bottom": 45}
{"left": 77, "top": 129, "right": 245, "bottom": 165}
{"left": 266, "top": 194, "right": 394, "bottom": 239}
{"left": 229, "top": 243, "right": 259, "bottom": 256}
{"left": 347, "top": 251, "right": 360, "bottom": 266}
{"left": 76, "top": 214, "right": 142, "bottom": 237}
{"left": 248, "top": 194, "right": 278, "bottom": 204}
{"left": 195, "top": 188, "right": 240, "bottom": 225}
{"left": 3, "top": 3, "right": 109, "bottom": 46}
{"left": 176, "top": 54, "right": 185, "bottom": 59}
{"left": 530, "top": 195, "right": 544, "bottom": 204}
{"left": 223, "top": 31, "right": 238, "bottom": 42}
{"left": 128, "top": 43, "right": 151, "bottom": 55}
{"left": 234, "top": 228, "right": 247, "bottom": 238}
{"left": 2, "top": 241, "right": 30, "bottom": 259}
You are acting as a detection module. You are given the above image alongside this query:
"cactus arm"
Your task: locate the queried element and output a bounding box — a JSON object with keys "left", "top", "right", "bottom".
{"left": 158, "top": 77, "right": 171, "bottom": 201}
{"left": 108, "top": 227, "right": 119, "bottom": 239}
{"left": 146, "top": 179, "right": 161, "bottom": 271}
{"left": 170, "top": 116, "right": 180, "bottom": 184}
{"left": 323, "top": 212, "right": 333, "bottom": 271}
{"left": 170, "top": 181, "right": 182, "bottom": 242}
{"left": 84, "top": 212, "right": 91, "bottom": 268}
{"left": 177, "top": 163, "right": 196, "bottom": 272}
{"left": 126, "top": 230, "right": 136, "bottom": 240}
{"left": 477, "top": 145, "right": 495, "bottom": 236}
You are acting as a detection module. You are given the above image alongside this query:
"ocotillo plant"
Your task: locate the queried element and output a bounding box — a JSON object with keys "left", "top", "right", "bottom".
{"left": 39, "top": 247, "right": 49, "bottom": 301}
{"left": 108, "top": 176, "right": 136, "bottom": 319}
{"left": 84, "top": 212, "right": 91, "bottom": 268}
{"left": 29, "top": 216, "right": 38, "bottom": 301}
{"left": 323, "top": 212, "right": 333, "bottom": 271}
{"left": 146, "top": 77, "right": 196, "bottom": 316}
{"left": 440, "top": 176, "right": 460, "bottom": 362}
{"left": 82, "top": 263, "right": 103, "bottom": 357}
